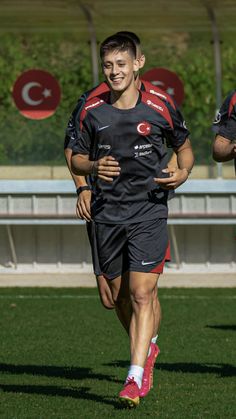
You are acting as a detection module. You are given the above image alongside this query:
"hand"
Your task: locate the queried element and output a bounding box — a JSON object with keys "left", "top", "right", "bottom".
{"left": 95, "top": 156, "right": 121, "bottom": 182}
{"left": 76, "top": 189, "right": 92, "bottom": 222}
{"left": 154, "top": 167, "right": 189, "bottom": 190}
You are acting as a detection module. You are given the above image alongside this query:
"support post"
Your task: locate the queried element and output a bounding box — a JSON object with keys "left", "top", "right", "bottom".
{"left": 169, "top": 225, "right": 181, "bottom": 269}
{"left": 80, "top": 2, "right": 99, "bottom": 86}
{"left": 204, "top": 1, "right": 222, "bottom": 178}
{"left": 6, "top": 225, "right": 18, "bottom": 269}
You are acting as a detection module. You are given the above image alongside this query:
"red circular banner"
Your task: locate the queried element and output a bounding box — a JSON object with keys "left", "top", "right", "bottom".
{"left": 142, "top": 67, "right": 185, "bottom": 107}
{"left": 12, "top": 69, "right": 61, "bottom": 120}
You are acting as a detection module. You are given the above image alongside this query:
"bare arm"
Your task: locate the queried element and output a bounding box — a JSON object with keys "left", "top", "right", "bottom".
{"left": 64, "top": 147, "right": 88, "bottom": 188}
{"left": 71, "top": 154, "right": 121, "bottom": 182}
{"left": 154, "top": 138, "right": 194, "bottom": 189}
{"left": 167, "top": 152, "right": 178, "bottom": 169}
{"left": 175, "top": 138, "right": 194, "bottom": 174}
{"left": 64, "top": 147, "right": 93, "bottom": 221}
{"left": 212, "top": 135, "right": 236, "bottom": 162}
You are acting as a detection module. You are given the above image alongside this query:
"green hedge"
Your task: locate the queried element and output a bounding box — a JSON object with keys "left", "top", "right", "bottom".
{"left": 0, "top": 34, "right": 235, "bottom": 165}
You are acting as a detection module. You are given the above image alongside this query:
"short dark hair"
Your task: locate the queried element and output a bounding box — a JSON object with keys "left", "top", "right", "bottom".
{"left": 100, "top": 34, "right": 137, "bottom": 60}
{"left": 116, "top": 31, "right": 141, "bottom": 47}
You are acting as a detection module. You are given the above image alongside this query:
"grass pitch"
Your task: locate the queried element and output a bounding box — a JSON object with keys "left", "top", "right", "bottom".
{"left": 0, "top": 287, "right": 235, "bottom": 418}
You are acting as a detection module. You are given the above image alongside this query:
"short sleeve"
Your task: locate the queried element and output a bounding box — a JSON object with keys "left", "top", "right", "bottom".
{"left": 164, "top": 103, "right": 190, "bottom": 149}
{"left": 212, "top": 91, "right": 236, "bottom": 141}
{"left": 64, "top": 94, "right": 87, "bottom": 149}
{"left": 72, "top": 117, "right": 93, "bottom": 156}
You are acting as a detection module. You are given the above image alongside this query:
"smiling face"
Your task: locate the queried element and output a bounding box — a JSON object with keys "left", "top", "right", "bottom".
{"left": 102, "top": 49, "right": 139, "bottom": 93}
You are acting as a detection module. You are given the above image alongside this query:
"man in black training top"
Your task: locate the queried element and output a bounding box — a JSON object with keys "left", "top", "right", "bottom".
{"left": 72, "top": 34, "right": 194, "bottom": 408}
{"left": 65, "top": 33, "right": 188, "bottom": 401}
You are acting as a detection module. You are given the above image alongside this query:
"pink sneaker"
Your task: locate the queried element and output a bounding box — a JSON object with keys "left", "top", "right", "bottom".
{"left": 119, "top": 377, "right": 140, "bottom": 408}
{"left": 139, "top": 343, "right": 160, "bottom": 398}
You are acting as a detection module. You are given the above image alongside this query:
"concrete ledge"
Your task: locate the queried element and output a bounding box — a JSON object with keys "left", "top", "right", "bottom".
{"left": 0, "top": 273, "right": 235, "bottom": 288}
{"left": 0, "top": 165, "right": 235, "bottom": 180}
{"left": 0, "top": 166, "right": 52, "bottom": 179}
{"left": 52, "top": 166, "right": 71, "bottom": 179}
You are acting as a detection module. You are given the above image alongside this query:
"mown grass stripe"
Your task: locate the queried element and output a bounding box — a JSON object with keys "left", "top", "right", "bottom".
{"left": 0, "top": 295, "right": 235, "bottom": 299}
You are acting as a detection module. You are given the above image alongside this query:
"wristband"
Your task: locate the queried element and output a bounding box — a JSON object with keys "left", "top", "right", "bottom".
{"left": 76, "top": 186, "right": 91, "bottom": 196}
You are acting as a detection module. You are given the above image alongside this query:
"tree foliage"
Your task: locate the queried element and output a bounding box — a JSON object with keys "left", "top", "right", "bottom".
{"left": 0, "top": 34, "right": 92, "bottom": 165}
{"left": 0, "top": 33, "right": 235, "bottom": 165}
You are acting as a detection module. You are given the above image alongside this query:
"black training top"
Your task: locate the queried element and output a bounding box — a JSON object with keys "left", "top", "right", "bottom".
{"left": 64, "top": 80, "right": 179, "bottom": 150}
{"left": 72, "top": 91, "right": 189, "bottom": 224}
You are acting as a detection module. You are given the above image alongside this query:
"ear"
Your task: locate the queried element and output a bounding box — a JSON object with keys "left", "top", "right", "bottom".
{"left": 139, "top": 54, "right": 146, "bottom": 69}
{"left": 133, "top": 58, "right": 140, "bottom": 73}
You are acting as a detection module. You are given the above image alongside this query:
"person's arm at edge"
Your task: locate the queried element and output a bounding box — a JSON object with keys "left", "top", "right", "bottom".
{"left": 212, "top": 135, "right": 236, "bottom": 162}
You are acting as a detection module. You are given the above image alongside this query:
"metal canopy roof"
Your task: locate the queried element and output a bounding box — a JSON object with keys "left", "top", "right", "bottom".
{"left": 1, "top": 0, "right": 236, "bottom": 39}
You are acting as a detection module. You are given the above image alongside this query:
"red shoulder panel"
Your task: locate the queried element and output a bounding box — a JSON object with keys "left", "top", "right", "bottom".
{"left": 141, "top": 91, "right": 174, "bottom": 129}
{"left": 141, "top": 79, "right": 176, "bottom": 110}
{"left": 229, "top": 91, "right": 236, "bottom": 117}
{"left": 80, "top": 96, "right": 105, "bottom": 130}
{"left": 87, "top": 82, "right": 110, "bottom": 100}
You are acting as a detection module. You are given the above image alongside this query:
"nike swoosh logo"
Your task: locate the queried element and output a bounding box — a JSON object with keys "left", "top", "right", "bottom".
{"left": 97, "top": 125, "right": 110, "bottom": 132}
{"left": 141, "top": 260, "right": 157, "bottom": 266}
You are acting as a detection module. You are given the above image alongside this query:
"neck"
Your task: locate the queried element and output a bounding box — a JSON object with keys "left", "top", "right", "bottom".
{"left": 110, "top": 83, "right": 139, "bottom": 110}
{"left": 135, "top": 77, "right": 141, "bottom": 89}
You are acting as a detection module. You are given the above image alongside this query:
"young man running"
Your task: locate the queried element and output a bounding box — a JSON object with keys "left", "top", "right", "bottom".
{"left": 71, "top": 34, "right": 194, "bottom": 407}
{"left": 65, "top": 32, "right": 188, "bottom": 399}
{"left": 212, "top": 90, "right": 236, "bottom": 173}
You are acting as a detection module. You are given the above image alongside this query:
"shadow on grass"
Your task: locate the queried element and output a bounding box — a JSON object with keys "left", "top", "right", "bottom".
{"left": 206, "top": 324, "right": 236, "bottom": 331}
{"left": 0, "top": 364, "right": 123, "bottom": 383}
{"left": 104, "top": 361, "right": 236, "bottom": 378}
{"left": 0, "top": 384, "right": 122, "bottom": 408}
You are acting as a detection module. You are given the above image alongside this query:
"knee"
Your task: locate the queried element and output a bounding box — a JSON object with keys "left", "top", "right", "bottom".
{"left": 152, "top": 285, "right": 158, "bottom": 299}
{"left": 130, "top": 288, "right": 153, "bottom": 307}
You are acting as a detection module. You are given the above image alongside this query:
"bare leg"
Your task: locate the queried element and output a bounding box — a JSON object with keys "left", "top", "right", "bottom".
{"left": 113, "top": 272, "right": 132, "bottom": 335}
{"left": 129, "top": 272, "right": 159, "bottom": 367}
{"left": 152, "top": 285, "right": 161, "bottom": 337}
{"left": 97, "top": 272, "right": 160, "bottom": 340}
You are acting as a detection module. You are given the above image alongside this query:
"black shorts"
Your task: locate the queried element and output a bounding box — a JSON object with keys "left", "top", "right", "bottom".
{"left": 88, "top": 219, "right": 169, "bottom": 280}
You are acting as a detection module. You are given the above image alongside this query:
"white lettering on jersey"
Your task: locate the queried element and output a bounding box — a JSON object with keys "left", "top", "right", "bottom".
{"left": 85, "top": 100, "right": 104, "bottom": 111}
{"left": 98, "top": 144, "right": 111, "bottom": 150}
{"left": 150, "top": 89, "right": 167, "bottom": 100}
{"left": 134, "top": 144, "right": 152, "bottom": 150}
{"left": 146, "top": 99, "right": 163, "bottom": 112}
{"left": 134, "top": 150, "right": 153, "bottom": 158}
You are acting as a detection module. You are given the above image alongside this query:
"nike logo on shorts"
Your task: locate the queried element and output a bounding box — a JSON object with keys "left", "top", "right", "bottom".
{"left": 97, "top": 125, "right": 110, "bottom": 131}
{"left": 141, "top": 260, "right": 157, "bottom": 266}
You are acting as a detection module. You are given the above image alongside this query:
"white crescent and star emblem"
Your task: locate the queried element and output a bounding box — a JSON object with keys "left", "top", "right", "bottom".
{"left": 12, "top": 69, "right": 60, "bottom": 120}
{"left": 21, "top": 82, "right": 52, "bottom": 106}
{"left": 137, "top": 121, "right": 151, "bottom": 136}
